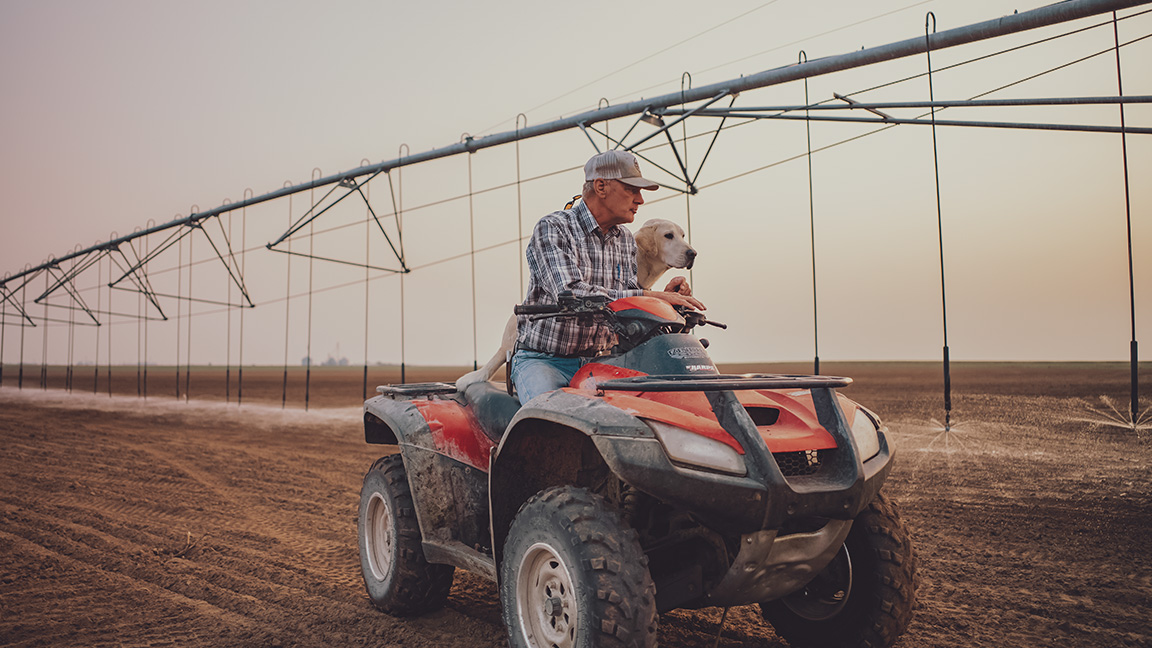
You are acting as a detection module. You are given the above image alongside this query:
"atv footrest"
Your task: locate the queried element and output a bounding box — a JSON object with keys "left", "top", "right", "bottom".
{"left": 376, "top": 382, "right": 459, "bottom": 398}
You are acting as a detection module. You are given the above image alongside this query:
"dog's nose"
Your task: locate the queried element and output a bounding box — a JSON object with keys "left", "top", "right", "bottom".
{"left": 685, "top": 248, "right": 696, "bottom": 269}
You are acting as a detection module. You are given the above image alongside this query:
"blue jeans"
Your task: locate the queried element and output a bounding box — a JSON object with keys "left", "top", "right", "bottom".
{"left": 510, "top": 350, "right": 588, "bottom": 405}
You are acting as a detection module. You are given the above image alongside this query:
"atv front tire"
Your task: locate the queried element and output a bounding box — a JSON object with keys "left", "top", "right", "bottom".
{"left": 761, "top": 492, "right": 917, "bottom": 648}
{"left": 358, "top": 454, "right": 454, "bottom": 615}
{"left": 500, "top": 485, "right": 657, "bottom": 648}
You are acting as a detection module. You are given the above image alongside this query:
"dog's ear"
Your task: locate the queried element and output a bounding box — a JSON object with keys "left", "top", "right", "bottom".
{"left": 635, "top": 222, "right": 658, "bottom": 258}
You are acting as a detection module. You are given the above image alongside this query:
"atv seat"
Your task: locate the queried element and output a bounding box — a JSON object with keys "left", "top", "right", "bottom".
{"left": 463, "top": 381, "right": 521, "bottom": 443}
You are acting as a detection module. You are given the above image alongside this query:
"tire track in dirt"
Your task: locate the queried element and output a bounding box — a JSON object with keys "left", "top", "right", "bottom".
{"left": 24, "top": 396, "right": 369, "bottom": 596}
{"left": 0, "top": 392, "right": 511, "bottom": 647}
{"left": 0, "top": 503, "right": 317, "bottom": 622}
{"left": 126, "top": 441, "right": 367, "bottom": 592}
{"left": 0, "top": 527, "right": 264, "bottom": 647}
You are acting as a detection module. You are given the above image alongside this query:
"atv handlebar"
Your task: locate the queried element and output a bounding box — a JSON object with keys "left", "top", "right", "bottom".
{"left": 514, "top": 291, "right": 726, "bottom": 339}
{"left": 514, "top": 291, "right": 610, "bottom": 318}
{"left": 512, "top": 291, "right": 728, "bottom": 354}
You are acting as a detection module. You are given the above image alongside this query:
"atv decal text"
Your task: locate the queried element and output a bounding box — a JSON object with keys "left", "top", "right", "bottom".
{"left": 667, "top": 347, "right": 709, "bottom": 359}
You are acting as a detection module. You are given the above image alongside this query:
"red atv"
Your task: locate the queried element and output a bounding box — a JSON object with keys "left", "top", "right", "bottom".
{"left": 357, "top": 291, "right": 917, "bottom": 648}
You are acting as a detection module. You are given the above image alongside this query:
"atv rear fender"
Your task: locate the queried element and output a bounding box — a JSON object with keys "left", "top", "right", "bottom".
{"left": 363, "top": 393, "right": 496, "bottom": 581}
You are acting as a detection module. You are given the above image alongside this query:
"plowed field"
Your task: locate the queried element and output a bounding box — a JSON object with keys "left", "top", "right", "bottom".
{"left": 1, "top": 362, "right": 1149, "bottom": 647}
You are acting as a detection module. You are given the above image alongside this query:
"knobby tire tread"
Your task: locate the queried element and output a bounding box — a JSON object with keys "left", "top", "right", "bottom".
{"left": 360, "top": 454, "right": 454, "bottom": 616}
{"left": 503, "top": 485, "right": 657, "bottom": 648}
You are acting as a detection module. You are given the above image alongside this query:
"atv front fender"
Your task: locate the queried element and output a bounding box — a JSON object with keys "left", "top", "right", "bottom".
{"left": 488, "top": 389, "right": 652, "bottom": 570}
{"left": 499, "top": 388, "right": 653, "bottom": 445}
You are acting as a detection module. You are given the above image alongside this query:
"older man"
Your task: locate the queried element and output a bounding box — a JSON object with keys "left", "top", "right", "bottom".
{"left": 510, "top": 150, "right": 704, "bottom": 405}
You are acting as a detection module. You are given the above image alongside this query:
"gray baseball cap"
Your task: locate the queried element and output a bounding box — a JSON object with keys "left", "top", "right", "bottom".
{"left": 584, "top": 150, "right": 659, "bottom": 190}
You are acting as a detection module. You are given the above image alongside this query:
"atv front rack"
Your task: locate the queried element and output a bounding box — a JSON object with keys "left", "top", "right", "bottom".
{"left": 594, "top": 373, "right": 851, "bottom": 393}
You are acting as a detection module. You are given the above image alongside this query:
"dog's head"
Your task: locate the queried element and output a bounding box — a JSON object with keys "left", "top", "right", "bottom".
{"left": 636, "top": 218, "right": 696, "bottom": 270}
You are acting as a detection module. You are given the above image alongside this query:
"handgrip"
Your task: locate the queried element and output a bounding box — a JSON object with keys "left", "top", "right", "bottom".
{"left": 514, "top": 303, "right": 558, "bottom": 315}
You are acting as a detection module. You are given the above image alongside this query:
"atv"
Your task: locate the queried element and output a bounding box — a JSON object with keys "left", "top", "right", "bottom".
{"left": 356, "top": 291, "right": 917, "bottom": 648}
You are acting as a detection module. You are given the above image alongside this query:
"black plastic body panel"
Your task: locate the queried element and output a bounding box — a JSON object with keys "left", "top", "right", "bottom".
{"left": 603, "top": 333, "right": 718, "bottom": 375}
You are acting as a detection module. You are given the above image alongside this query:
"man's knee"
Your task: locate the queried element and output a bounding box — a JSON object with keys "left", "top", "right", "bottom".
{"left": 511, "top": 351, "right": 577, "bottom": 405}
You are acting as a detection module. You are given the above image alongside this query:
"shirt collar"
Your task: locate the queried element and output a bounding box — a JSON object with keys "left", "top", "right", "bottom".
{"left": 574, "top": 199, "right": 621, "bottom": 239}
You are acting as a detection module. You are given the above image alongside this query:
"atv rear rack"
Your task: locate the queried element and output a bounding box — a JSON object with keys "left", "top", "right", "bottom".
{"left": 594, "top": 374, "right": 851, "bottom": 393}
{"left": 376, "top": 382, "right": 458, "bottom": 398}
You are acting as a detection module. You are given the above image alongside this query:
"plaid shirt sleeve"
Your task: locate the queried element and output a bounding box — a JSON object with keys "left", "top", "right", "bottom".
{"left": 528, "top": 214, "right": 642, "bottom": 301}
{"left": 518, "top": 203, "right": 644, "bottom": 355}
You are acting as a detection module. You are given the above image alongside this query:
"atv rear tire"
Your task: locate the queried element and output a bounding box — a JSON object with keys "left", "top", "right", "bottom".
{"left": 500, "top": 485, "right": 657, "bottom": 648}
{"left": 358, "top": 454, "right": 454, "bottom": 615}
{"left": 760, "top": 492, "right": 917, "bottom": 648}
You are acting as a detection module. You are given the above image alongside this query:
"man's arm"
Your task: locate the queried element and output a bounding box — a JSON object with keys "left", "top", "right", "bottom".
{"left": 643, "top": 288, "right": 705, "bottom": 310}
{"left": 528, "top": 216, "right": 643, "bottom": 300}
{"left": 642, "top": 275, "right": 703, "bottom": 310}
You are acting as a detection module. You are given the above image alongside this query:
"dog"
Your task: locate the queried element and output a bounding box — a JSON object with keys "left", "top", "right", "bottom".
{"left": 455, "top": 218, "right": 696, "bottom": 391}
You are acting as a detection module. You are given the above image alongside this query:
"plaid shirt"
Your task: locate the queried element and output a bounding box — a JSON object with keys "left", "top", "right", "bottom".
{"left": 518, "top": 200, "right": 644, "bottom": 356}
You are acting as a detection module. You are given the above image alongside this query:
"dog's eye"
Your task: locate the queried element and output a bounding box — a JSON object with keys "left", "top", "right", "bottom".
{"left": 664, "top": 233, "right": 674, "bottom": 239}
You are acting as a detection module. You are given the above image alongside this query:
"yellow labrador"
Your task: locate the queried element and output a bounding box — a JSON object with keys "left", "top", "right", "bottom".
{"left": 456, "top": 218, "right": 696, "bottom": 390}
{"left": 634, "top": 217, "right": 696, "bottom": 289}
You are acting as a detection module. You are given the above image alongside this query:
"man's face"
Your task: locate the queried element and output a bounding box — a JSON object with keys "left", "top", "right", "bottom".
{"left": 598, "top": 179, "right": 645, "bottom": 228}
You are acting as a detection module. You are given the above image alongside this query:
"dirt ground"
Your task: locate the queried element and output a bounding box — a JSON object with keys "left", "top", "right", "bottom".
{"left": 1, "top": 362, "right": 1150, "bottom": 647}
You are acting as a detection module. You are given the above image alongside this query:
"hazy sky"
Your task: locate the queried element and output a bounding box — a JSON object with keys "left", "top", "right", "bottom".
{"left": 1, "top": 0, "right": 1149, "bottom": 367}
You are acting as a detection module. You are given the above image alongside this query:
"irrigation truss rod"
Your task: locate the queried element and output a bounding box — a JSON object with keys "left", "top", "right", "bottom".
{"left": 689, "top": 111, "right": 1152, "bottom": 135}
{"left": 2, "top": 0, "right": 1148, "bottom": 290}
{"left": 665, "top": 94, "right": 1152, "bottom": 114}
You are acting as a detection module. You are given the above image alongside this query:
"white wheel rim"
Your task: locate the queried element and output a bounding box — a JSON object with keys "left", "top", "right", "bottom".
{"left": 516, "top": 542, "right": 578, "bottom": 648}
{"left": 365, "top": 492, "right": 394, "bottom": 581}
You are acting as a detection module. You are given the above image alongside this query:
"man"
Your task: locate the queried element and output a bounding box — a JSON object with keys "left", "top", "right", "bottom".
{"left": 510, "top": 150, "right": 705, "bottom": 405}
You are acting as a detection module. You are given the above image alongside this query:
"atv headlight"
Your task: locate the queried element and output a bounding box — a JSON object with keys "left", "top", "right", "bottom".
{"left": 849, "top": 407, "right": 881, "bottom": 461}
{"left": 643, "top": 419, "right": 746, "bottom": 476}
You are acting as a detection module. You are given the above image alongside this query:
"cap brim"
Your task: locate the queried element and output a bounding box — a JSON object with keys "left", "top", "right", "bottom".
{"left": 618, "top": 176, "right": 659, "bottom": 191}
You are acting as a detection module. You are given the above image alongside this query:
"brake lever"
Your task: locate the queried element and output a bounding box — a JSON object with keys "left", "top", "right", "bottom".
{"left": 682, "top": 309, "right": 727, "bottom": 330}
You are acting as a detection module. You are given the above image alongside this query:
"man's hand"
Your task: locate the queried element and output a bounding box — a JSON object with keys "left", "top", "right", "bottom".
{"left": 664, "top": 276, "right": 692, "bottom": 296}
{"left": 644, "top": 288, "right": 705, "bottom": 311}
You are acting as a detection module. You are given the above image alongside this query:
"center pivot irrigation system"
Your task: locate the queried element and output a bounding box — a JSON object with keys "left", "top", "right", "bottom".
{"left": 2, "top": 0, "right": 1148, "bottom": 426}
